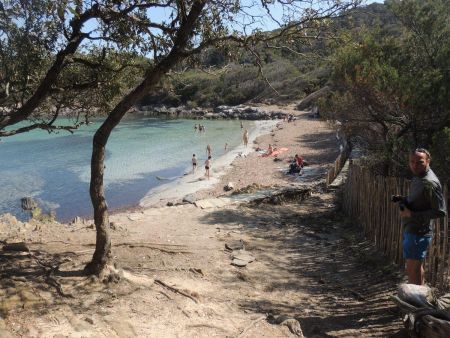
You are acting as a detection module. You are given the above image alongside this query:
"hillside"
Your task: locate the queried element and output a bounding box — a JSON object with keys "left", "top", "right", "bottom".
{"left": 138, "top": 3, "right": 399, "bottom": 109}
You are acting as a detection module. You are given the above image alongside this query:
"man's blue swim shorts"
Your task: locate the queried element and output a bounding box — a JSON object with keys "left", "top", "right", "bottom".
{"left": 403, "top": 232, "right": 432, "bottom": 260}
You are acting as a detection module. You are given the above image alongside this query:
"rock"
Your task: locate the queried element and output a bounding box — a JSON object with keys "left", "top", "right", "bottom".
{"left": 224, "top": 182, "right": 234, "bottom": 191}
{"left": 182, "top": 194, "right": 197, "bottom": 204}
{"left": 21, "top": 197, "right": 37, "bottom": 211}
{"left": 268, "top": 315, "right": 304, "bottom": 337}
{"left": 231, "top": 250, "right": 255, "bottom": 263}
{"left": 166, "top": 201, "right": 174, "bottom": 206}
{"left": 110, "top": 222, "right": 117, "bottom": 230}
{"left": 84, "top": 317, "right": 94, "bottom": 325}
{"left": 0, "top": 213, "right": 20, "bottom": 227}
{"left": 225, "top": 240, "right": 244, "bottom": 251}
{"left": 398, "top": 283, "right": 435, "bottom": 308}
{"left": 71, "top": 216, "right": 84, "bottom": 225}
{"left": 231, "top": 258, "right": 248, "bottom": 267}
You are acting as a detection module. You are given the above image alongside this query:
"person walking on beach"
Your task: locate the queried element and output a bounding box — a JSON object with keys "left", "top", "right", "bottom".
{"left": 204, "top": 156, "right": 212, "bottom": 179}
{"left": 224, "top": 143, "right": 228, "bottom": 151}
{"left": 192, "top": 154, "right": 197, "bottom": 173}
{"left": 394, "top": 148, "right": 446, "bottom": 285}
{"left": 243, "top": 129, "right": 249, "bottom": 147}
{"left": 206, "top": 144, "right": 212, "bottom": 157}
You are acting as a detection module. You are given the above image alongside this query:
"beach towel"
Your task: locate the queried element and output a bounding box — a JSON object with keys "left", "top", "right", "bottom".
{"left": 259, "top": 147, "right": 289, "bottom": 157}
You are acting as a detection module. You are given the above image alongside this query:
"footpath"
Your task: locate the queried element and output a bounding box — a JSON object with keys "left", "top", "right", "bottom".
{"left": 0, "top": 188, "right": 406, "bottom": 337}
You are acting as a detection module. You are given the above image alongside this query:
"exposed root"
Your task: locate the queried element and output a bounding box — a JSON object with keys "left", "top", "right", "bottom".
{"left": 237, "top": 315, "right": 266, "bottom": 338}
{"left": 154, "top": 279, "right": 199, "bottom": 303}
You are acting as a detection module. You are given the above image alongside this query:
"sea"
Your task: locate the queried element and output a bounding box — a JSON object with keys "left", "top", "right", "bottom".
{"left": 0, "top": 116, "right": 247, "bottom": 221}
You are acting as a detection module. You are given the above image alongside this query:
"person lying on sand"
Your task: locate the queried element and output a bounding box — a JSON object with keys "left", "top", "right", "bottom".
{"left": 258, "top": 145, "right": 289, "bottom": 158}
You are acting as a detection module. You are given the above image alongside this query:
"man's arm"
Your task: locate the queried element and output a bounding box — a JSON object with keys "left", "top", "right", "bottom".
{"left": 411, "top": 181, "right": 447, "bottom": 220}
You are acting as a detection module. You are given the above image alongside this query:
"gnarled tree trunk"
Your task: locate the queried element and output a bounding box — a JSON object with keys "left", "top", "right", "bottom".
{"left": 84, "top": 1, "right": 206, "bottom": 275}
{"left": 84, "top": 132, "right": 112, "bottom": 274}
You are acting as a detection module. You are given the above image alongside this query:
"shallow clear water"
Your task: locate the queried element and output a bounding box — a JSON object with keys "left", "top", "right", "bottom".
{"left": 0, "top": 116, "right": 245, "bottom": 221}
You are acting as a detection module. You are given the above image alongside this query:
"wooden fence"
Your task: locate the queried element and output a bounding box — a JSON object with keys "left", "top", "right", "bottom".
{"left": 326, "top": 147, "right": 351, "bottom": 186}
{"left": 342, "top": 162, "right": 449, "bottom": 291}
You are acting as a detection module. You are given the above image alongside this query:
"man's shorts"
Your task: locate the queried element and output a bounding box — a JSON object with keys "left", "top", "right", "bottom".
{"left": 403, "top": 232, "right": 432, "bottom": 261}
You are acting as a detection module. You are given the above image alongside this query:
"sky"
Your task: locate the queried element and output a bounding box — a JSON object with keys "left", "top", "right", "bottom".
{"left": 83, "top": 0, "right": 386, "bottom": 35}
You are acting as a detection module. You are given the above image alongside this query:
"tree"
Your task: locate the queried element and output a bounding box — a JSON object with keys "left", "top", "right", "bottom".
{"left": 0, "top": 0, "right": 361, "bottom": 276}
{"left": 325, "top": 0, "right": 450, "bottom": 175}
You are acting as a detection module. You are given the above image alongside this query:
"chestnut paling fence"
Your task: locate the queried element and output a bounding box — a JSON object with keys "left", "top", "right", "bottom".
{"left": 341, "top": 162, "right": 449, "bottom": 291}
{"left": 326, "top": 147, "right": 351, "bottom": 186}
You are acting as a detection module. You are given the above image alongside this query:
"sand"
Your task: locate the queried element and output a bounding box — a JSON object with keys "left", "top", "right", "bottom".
{"left": 0, "top": 103, "right": 406, "bottom": 337}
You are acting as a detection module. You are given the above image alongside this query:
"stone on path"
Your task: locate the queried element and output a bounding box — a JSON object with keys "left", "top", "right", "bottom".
{"left": 230, "top": 249, "right": 255, "bottom": 267}
{"left": 195, "top": 198, "right": 230, "bottom": 209}
{"left": 231, "top": 250, "right": 255, "bottom": 263}
{"left": 182, "top": 193, "right": 197, "bottom": 204}
{"left": 225, "top": 240, "right": 244, "bottom": 251}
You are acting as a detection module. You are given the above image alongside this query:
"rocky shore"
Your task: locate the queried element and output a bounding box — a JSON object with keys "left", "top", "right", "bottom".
{"left": 136, "top": 104, "right": 286, "bottom": 120}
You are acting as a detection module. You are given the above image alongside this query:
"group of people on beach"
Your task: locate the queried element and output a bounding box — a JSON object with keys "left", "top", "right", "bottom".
{"left": 283, "top": 114, "right": 296, "bottom": 123}
{"left": 191, "top": 146, "right": 212, "bottom": 179}
{"left": 191, "top": 122, "right": 250, "bottom": 180}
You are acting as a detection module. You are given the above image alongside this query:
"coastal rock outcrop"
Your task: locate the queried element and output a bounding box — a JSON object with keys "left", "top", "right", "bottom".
{"left": 136, "top": 104, "right": 285, "bottom": 120}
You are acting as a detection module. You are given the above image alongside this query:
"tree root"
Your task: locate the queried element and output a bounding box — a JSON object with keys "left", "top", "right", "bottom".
{"left": 154, "top": 279, "right": 199, "bottom": 303}
{"left": 115, "top": 243, "right": 192, "bottom": 254}
{"left": 237, "top": 315, "right": 266, "bottom": 337}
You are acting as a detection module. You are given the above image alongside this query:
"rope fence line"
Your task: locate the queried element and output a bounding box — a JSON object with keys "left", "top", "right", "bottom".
{"left": 341, "top": 162, "right": 449, "bottom": 291}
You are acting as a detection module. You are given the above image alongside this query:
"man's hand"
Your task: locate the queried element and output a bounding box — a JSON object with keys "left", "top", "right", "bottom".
{"left": 400, "top": 207, "right": 412, "bottom": 218}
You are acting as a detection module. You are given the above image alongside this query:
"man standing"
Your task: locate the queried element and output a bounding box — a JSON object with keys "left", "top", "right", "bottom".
{"left": 192, "top": 154, "right": 197, "bottom": 173}
{"left": 398, "top": 148, "right": 446, "bottom": 285}
{"left": 204, "top": 156, "right": 211, "bottom": 180}
{"left": 243, "top": 129, "right": 249, "bottom": 147}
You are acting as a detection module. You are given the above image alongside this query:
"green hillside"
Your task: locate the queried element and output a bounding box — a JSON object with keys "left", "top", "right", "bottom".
{"left": 139, "top": 3, "right": 398, "bottom": 108}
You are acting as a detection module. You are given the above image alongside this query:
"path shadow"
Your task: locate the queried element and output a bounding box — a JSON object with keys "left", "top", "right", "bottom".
{"left": 200, "top": 193, "right": 407, "bottom": 336}
{"left": 0, "top": 247, "right": 120, "bottom": 319}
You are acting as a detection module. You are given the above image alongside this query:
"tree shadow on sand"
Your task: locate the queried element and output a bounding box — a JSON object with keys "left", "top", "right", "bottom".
{"left": 199, "top": 194, "right": 408, "bottom": 337}
{"left": 0, "top": 246, "right": 139, "bottom": 322}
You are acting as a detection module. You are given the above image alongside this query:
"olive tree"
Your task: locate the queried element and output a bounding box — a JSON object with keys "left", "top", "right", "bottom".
{"left": 0, "top": 0, "right": 361, "bottom": 275}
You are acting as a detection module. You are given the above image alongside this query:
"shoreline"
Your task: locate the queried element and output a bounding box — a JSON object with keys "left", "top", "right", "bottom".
{"left": 3, "top": 104, "right": 341, "bottom": 224}
{"left": 138, "top": 119, "right": 279, "bottom": 208}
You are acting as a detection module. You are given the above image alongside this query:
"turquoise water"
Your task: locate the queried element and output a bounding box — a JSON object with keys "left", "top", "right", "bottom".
{"left": 0, "top": 116, "right": 245, "bottom": 221}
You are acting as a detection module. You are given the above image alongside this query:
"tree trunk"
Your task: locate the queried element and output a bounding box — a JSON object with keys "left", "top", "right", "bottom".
{"left": 84, "top": 133, "right": 111, "bottom": 275}
{"left": 84, "top": 0, "right": 206, "bottom": 275}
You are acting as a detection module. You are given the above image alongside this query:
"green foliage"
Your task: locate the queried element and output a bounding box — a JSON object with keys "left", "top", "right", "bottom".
{"left": 431, "top": 128, "right": 450, "bottom": 183}
{"left": 327, "top": 0, "right": 450, "bottom": 177}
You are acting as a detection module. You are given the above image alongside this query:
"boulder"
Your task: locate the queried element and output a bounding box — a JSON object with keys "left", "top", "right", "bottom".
{"left": 182, "top": 194, "right": 197, "bottom": 204}
{"left": 21, "top": 197, "right": 37, "bottom": 211}
{"left": 224, "top": 182, "right": 234, "bottom": 191}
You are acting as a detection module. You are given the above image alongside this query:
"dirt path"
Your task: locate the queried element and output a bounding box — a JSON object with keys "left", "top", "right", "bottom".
{"left": 0, "top": 104, "right": 408, "bottom": 337}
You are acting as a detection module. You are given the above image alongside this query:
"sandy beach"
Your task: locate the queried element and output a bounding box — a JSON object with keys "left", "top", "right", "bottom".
{"left": 0, "top": 103, "right": 405, "bottom": 337}
{"left": 140, "top": 103, "right": 341, "bottom": 208}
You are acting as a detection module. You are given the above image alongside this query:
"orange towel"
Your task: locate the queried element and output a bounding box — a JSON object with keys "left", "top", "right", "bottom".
{"left": 260, "top": 147, "right": 289, "bottom": 157}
